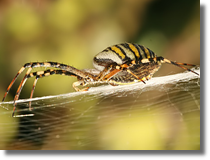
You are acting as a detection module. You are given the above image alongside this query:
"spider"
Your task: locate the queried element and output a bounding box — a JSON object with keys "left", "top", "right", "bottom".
{"left": 2, "top": 43, "right": 199, "bottom": 117}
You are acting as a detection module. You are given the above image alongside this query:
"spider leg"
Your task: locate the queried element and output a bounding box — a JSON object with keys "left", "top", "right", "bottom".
{"left": 12, "top": 67, "right": 33, "bottom": 117}
{"left": 132, "top": 57, "right": 199, "bottom": 76}
{"left": 2, "top": 62, "right": 93, "bottom": 103}
{"left": 97, "top": 63, "right": 129, "bottom": 81}
{"left": 2, "top": 63, "right": 32, "bottom": 102}
{"left": 27, "top": 69, "right": 78, "bottom": 110}
{"left": 11, "top": 69, "right": 79, "bottom": 115}
{"left": 103, "top": 68, "right": 121, "bottom": 81}
{"left": 96, "top": 64, "right": 117, "bottom": 81}
{"left": 3, "top": 61, "right": 91, "bottom": 117}
{"left": 29, "top": 77, "right": 38, "bottom": 110}
{"left": 157, "top": 57, "right": 199, "bottom": 75}
{"left": 102, "top": 63, "right": 146, "bottom": 84}
{"left": 126, "top": 69, "right": 146, "bottom": 84}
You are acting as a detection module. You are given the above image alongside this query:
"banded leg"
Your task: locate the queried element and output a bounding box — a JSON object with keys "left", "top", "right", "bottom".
{"left": 2, "top": 63, "right": 32, "bottom": 102}
{"left": 2, "top": 62, "right": 88, "bottom": 117}
{"left": 27, "top": 69, "right": 78, "bottom": 110}
{"left": 133, "top": 57, "right": 199, "bottom": 76}
{"left": 2, "top": 62, "right": 92, "bottom": 103}
{"left": 156, "top": 57, "right": 199, "bottom": 75}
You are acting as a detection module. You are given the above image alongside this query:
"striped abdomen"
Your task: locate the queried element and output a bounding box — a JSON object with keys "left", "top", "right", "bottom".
{"left": 93, "top": 43, "right": 161, "bottom": 84}
{"left": 93, "top": 43, "right": 157, "bottom": 71}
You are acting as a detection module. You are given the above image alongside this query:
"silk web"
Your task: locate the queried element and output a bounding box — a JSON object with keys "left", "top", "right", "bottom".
{"left": 0, "top": 68, "right": 200, "bottom": 150}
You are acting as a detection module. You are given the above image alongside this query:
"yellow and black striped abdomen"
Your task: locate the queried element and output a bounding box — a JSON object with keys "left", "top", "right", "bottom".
{"left": 93, "top": 43, "right": 157, "bottom": 71}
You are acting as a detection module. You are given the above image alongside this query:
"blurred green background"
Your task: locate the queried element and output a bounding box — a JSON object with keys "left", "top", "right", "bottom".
{"left": 0, "top": 0, "right": 200, "bottom": 98}
{"left": 0, "top": 0, "right": 200, "bottom": 150}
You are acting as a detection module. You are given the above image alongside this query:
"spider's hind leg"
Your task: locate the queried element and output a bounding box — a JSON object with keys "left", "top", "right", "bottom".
{"left": 158, "top": 57, "right": 199, "bottom": 75}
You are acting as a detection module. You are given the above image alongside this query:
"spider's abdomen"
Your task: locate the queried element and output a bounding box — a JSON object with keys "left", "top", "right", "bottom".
{"left": 93, "top": 43, "right": 157, "bottom": 71}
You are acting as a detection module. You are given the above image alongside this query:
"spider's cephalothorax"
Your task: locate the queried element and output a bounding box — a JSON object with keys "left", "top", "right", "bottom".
{"left": 2, "top": 43, "right": 199, "bottom": 116}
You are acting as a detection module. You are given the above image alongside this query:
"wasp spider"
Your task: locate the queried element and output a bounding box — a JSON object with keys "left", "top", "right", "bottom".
{"left": 2, "top": 43, "right": 199, "bottom": 116}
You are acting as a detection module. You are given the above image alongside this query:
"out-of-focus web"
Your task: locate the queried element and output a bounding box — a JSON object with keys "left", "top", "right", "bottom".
{"left": 0, "top": 68, "right": 200, "bottom": 149}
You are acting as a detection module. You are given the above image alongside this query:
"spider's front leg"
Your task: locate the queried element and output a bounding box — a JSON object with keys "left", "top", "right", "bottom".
{"left": 2, "top": 61, "right": 92, "bottom": 103}
{"left": 2, "top": 61, "right": 94, "bottom": 117}
{"left": 27, "top": 69, "right": 79, "bottom": 110}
